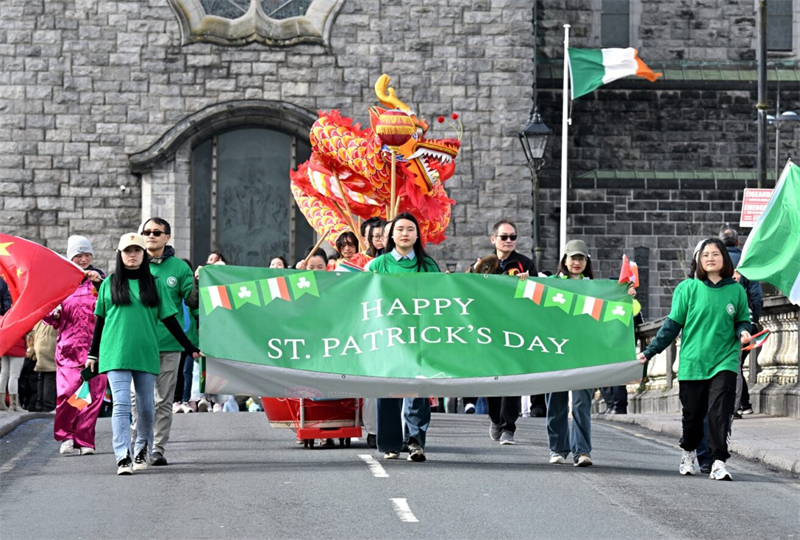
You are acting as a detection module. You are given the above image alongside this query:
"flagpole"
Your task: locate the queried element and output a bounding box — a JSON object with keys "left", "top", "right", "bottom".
{"left": 560, "top": 24, "right": 570, "bottom": 256}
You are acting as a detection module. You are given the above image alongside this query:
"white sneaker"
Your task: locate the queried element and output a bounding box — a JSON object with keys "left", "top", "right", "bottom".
{"left": 464, "top": 403, "right": 475, "bottom": 414}
{"left": 78, "top": 446, "right": 95, "bottom": 455}
{"left": 549, "top": 453, "right": 565, "bottom": 464}
{"left": 212, "top": 403, "right": 223, "bottom": 412}
{"left": 117, "top": 456, "right": 133, "bottom": 476}
{"left": 197, "top": 398, "right": 210, "bottom": 412}
{"left": 173, "top": 402, "right": 182, "bottom": 413}
{"left": 59, "top": 440, "right": 74, "bottom": 455}
{"left": 709, "top": 460, "right": 732, "bottom": 481}
{"left": 574, "top": 454, "right": 593, "bottom": 467}
{"left": 679, "top": 449, "right": 700, "bottom": 476}
{"left": 179, "top": 402, "right": 194, "bottom": 414}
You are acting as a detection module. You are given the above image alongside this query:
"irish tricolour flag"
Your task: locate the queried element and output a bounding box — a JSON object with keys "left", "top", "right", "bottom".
{"left": 577, "top": 295, "right": 604, "bottom": 321}
{"left": 515, "top": 280, "right": 545, "bottom": 305}
{"left": 201, "top": 285, "right": 232, "bottom": 315}
{"left": 263, "top": 277, "right": 290, "bottom": 303}
{"left": 568, "top": 48, "right": 661, "bottom": 99}
{"left": 67, "top": 381, "right": 92, "bottom": 411}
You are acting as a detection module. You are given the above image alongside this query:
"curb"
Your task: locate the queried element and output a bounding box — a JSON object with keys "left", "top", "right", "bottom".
{"left": 0, "top": 412, "right": 54, "bottom": 439}
{"left": 594, "top": 414, "right": 800, "bottom": 475}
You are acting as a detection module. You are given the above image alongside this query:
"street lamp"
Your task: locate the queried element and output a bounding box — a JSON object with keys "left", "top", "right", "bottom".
{"left": 768, "top": 111, "right": 800, "bottom": 179}
{"left": 519, "top": 109, "right": 551, "bottom": 270}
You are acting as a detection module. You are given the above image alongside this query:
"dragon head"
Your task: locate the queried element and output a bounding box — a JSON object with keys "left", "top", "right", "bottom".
{"left": 370, "top": 75, "right": 461, "bottom": 194}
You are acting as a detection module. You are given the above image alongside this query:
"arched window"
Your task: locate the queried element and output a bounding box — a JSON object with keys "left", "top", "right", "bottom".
{"left": 191, "top": 127, "right": 314, "bottom": 267}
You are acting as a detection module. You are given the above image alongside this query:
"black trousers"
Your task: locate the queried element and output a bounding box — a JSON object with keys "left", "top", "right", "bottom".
{"left": 679, "top": 370, "right": 736, "bottom": 462}
{"left": 487, "top": 396, "right": 520, "bottom": 434}
{"left": 36, "top": 372, "right": 56, "bottom": 412}
{"left": 600, "top": 386, "right": 628, "bottom": 413}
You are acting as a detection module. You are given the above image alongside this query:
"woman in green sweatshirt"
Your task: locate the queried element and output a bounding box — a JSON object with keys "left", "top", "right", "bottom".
{"left": 639, "top": 238, "right": 751, "bottom": 481}
{"left": 371, "top": 213, "right": 439, "bottom": 462}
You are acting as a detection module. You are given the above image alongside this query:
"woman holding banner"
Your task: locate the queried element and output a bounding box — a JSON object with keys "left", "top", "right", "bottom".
{"left": 371, "top": 213, "right": 439, "bottom": 462}
{"left": 85, "top": 233, "right": 199, "bottom": 475}
{"left": 638, "top": 238, "right": 751, "bottom": 481}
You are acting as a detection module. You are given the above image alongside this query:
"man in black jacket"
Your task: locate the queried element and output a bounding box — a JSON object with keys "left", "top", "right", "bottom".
{"left": 464, "top": 220, "right": 537, "bottom": 445}
{"left": 720, "top": 227, "right": 762, "bottom": 416}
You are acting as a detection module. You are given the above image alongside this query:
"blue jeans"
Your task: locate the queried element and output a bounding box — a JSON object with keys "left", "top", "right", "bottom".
{"left": 181, "top": 354, "right": 194, "bottom": 403}
{"left": 107, "top": 370, "right": 157, "bottom": 463}
{"left": 546, "top": 389, "right": 592, "bottom": 460}
{"left": 376, "top": 397, "right": 430, "bottom": 452}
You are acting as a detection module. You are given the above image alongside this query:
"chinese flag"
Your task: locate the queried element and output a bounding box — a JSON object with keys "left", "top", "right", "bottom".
{"left": 0, "top": 235, "right": 85, "bottom": 356}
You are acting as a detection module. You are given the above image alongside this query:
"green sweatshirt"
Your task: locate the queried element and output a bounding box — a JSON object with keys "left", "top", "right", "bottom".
{"left": 644, "top": 278, "right": 750, "bottom": 381}
{"left": 149, "top": 254, "right": 197, "bottom": 351}
{"left": 370, "top": 251, "right": 440, "bottom": 274}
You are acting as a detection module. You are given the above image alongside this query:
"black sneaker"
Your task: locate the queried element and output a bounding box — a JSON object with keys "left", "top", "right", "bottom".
{"left": 133, "top": 444, "right": 148, "bottom": 471}
{"left": 150, "top": 451, "right": 168, "bottom": 466}
{"left": 366, "top": 433, "right": 377, "bottom": 449}
{"left": 117, "top": 456, "right": 133, "bottom": 476}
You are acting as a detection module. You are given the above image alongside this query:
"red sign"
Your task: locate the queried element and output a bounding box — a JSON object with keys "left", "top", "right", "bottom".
{"left": 740, "top": 188, "right": 774, "bottom": 227}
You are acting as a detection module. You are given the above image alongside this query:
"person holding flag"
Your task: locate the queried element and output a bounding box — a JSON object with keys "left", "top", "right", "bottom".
{"left": 43, "top": 236, "right": 107, "bottom": 456}
{"left": 85, "top": 233, "right": 200, "bottom": 476}
{"left": 638, "top": 238, "right": 751, "bottom": 481}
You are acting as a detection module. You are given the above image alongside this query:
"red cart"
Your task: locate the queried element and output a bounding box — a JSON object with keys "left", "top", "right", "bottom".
{"left": 261, "top": 397, "right": 362, "bottom": 448}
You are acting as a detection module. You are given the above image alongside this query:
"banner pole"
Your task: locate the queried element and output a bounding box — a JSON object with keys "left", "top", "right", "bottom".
{"left": 560, "top": 24, "right": 571, "bottom": 256}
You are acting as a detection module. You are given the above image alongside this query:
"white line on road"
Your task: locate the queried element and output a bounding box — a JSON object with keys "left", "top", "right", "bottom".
{"left": 358, "top": 454, "right": 389, "bottom": 478}
{"left": 0, "top": 437, "right": 39, "bottom": 475}
{"left": 390, "top": 498, "right": 419, "bottom": 523}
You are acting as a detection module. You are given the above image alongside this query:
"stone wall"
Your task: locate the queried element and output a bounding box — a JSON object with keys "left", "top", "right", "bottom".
{"left": 0, "top": 0, "right": 535, "bottom": 271}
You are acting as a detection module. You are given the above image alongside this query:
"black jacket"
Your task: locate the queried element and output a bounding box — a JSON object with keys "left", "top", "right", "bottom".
{"left": 470, "top": 250, "right": 536, "bottom": 276}
{"left": 726, "top": 246, "right": 763, "bottom": 324}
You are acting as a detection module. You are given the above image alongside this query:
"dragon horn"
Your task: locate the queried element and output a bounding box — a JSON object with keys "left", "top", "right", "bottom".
{"left": 374, "top": 74, "right": 411, "bottom": 112}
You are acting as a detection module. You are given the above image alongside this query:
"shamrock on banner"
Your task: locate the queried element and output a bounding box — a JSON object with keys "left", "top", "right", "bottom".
{"left": 288, "top": 271, "right": 319, "bottom": 299}
{"left": 232, "top": 281, "right": 261, "bottom": 309}
{"left": 603, "top": 300, "right": 632, "bottom": 326}
{"left": 544, "top": 288, "right": 575, "bottom": 314}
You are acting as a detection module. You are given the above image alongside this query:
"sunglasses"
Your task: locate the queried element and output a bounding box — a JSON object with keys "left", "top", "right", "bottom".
{"left": 498, "top": 234, "right": 518, "bottom": 241}
{"left": 142, "top": 230, "right": 165, "bottom": 237}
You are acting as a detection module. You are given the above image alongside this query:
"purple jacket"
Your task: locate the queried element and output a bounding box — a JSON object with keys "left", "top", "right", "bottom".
{"left": 44, "top": 278, "right": 101, "bottom": 370}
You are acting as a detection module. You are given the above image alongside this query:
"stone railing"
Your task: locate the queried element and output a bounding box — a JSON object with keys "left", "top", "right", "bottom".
{"left": 628, "top": 295, "right": 800, "bottom": 418}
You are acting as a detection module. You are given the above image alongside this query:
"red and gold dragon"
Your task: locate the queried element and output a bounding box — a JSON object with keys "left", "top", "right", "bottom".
{"left": 290, "top": 74, "right": 462, "bottom": 246}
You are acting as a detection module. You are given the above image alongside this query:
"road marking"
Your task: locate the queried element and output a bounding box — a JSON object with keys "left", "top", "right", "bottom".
{"left": 607, "top": 423, "right": 680, "bottom": 449}
{"left": 358, "top": 454, "right": 389, "bottom": 478}
{"left": 390, "top": 498, "right": 419, "bottom": 523}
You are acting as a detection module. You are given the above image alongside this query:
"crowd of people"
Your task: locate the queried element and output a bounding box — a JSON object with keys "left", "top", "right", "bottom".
{"left": 0, "top": 215, "right": 760, "bottom": 481}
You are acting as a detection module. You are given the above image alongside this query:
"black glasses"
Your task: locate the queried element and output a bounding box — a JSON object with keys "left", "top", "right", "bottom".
{"left": 498, "top": 234, "right": 518, "bottom": 241}
{"left": 142, "top": 230, "right": 165, "bottom": 237}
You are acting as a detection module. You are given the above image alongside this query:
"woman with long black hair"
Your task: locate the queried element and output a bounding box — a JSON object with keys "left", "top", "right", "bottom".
{"left": 371, "top": 213, "right": 439, "bottom": 462}
{"left": 86, "top": 233, "right": 199, "bottom": 475}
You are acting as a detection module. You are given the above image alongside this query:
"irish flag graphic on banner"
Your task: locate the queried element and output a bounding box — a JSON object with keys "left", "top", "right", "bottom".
{"left": 515, "top": 280, "right": 545, "bottom": 305}
{"left": 201, "top": 285, "right": 232, "bottom": 315}
{"left": 262, "top": 277, "right": 290, "bottom": 303}
{"left": 578, "top": 295, "right": 604, "bottom": 321}
{"left": 568, "top": 48, "right": 661, "bottom": 99}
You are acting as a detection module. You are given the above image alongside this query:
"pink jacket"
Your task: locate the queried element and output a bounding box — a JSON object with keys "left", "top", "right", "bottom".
{"left": 45, "top": 279, "right": 99, "bottom": 370}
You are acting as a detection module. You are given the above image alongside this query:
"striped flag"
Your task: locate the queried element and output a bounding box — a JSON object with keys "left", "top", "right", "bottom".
{"left": 741, "top": 329, "right": 771, "bottom": 351}
{"left": 568, "top": 48, "right": 661, "bottom": 99}
{"left": 514, "top": 280, "right": 545, "bottom": 305}
{"left": 201, "top": 285, "right": 232, "bottom": 316}
{"left": 67, "top": 381, "right": 92, "bottom": 411}
{"left": 577, "top": 295, "right": 604, "bottom": 321}
{"left": 262, "top": 277, "right": 291, "bottom": 304}
{"left": 336, "top": 260, "right": 364, "bottom": 272}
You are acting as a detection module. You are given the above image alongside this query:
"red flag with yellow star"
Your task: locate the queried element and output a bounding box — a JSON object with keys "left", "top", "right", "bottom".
{"left": 0, "top": 235, "right": 85, "bottom": 356}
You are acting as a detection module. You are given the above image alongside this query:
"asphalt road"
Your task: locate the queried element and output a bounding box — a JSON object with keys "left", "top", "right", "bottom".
{"left": 1, "top": 412, "right": 798, "bottom": 539}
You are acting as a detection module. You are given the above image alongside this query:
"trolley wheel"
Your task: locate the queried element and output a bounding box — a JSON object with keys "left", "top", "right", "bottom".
{"left": 338, "top": 438, "right": 345, "bottom": 447}
{"left": 345, "top": 438, "right": 351, "bottom": 448}
{"left": 308, "top": 438, "right": 315, "bottom": 448}
{"left": 303, "top": 439, "right": 309, "bottom": 448}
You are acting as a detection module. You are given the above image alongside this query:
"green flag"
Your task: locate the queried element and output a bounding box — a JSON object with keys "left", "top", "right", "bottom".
{"left": 543, "top": 287, "right": 574, "bottom": 314}
{"left": 230, "top": 281, "right": 261, "bottom": 309}
{"left": 288, "top": 271, "right": 319, "bottom": 299}
{"left": 738, "top": 162, "right": 800, "bottom": 305}
{"left": 604, "top": 301, "right": 632, "bottom": 326}
{"left": 568, "top": 48, "right": 661, "bottom": 99}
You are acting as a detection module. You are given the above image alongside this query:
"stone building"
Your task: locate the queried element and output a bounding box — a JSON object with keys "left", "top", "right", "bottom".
{"left": 0, "top": 0, "right": 797, "bottom": 317}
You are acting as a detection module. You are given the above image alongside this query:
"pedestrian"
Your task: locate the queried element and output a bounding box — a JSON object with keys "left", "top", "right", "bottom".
{"left": 719, "top": 227, "right": 762, "bottom": 417}
{"left": 295, "top": 248, "right": 328, "bottom": 271}
{"left": 30, "top": 321, "right": 57, "bottom": 413}
{"left": 638, "top": 237, "right": 751, "bottom": 481}
{"left": 269, "top": 256, "right": 288, "bottom": 269}
{"left": 86, "top": 233, "right": 199, "bottom": 475}
{"left": 546, "top": 240, "right": 636, "bottom": 467}
{"left": 335, "top": 231, "right": 371, "bottom": 269}
{"left": 42, "top": 235, "right": 107, "bottom": 454}
{"left": 0, "top": 336, "right": 26, "bottom": 412}
{"left": 139, "top": 218, "right": 199, "bottom": 465}
{"left": 371, "top": 213, "right": 439, "bottom": 462}
{"left": 465, "top": 220, "right": 536, "bottom": 445}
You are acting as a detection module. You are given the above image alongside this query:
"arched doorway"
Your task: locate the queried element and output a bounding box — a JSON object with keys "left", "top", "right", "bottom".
{"left": 191, "top": 127, "right": 314, "bottom": 267}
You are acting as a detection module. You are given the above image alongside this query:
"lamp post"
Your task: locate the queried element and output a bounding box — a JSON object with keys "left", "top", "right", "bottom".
{"left": 768, "top": 111, "right": 800, "bottom": 179}
{"left": 519, "top": 109, "right": 551, "bottom": 270}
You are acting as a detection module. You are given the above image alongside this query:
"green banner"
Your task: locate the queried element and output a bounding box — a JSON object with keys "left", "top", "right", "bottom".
{"left": 199, "top": 266, "right": 640, "bottom": 398}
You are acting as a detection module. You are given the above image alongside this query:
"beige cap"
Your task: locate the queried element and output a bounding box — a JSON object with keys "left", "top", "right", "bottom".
{"left": 565, "top": 239, "right": 589, "bottom": 257}
{"left": 117, "top": 233, "right": 146, "bottom": 252}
